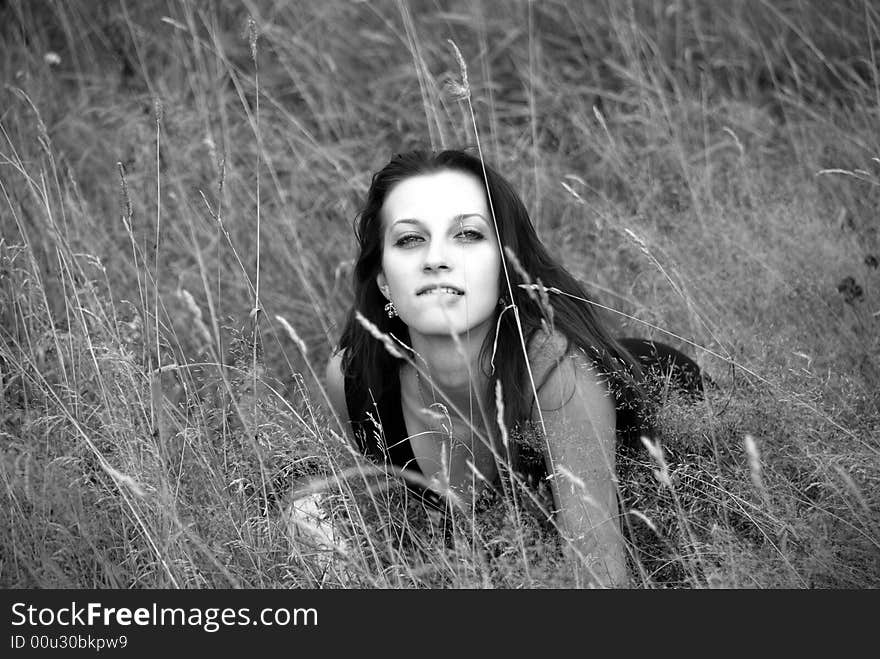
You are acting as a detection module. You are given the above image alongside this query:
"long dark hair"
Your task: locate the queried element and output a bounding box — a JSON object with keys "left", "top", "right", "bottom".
{"left": 338, "top": 149, "right": 646, "bottom": 480}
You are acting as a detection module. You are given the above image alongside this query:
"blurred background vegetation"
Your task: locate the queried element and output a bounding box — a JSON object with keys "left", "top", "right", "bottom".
{"left": 1, "top": 0, "right": 878, "bottom": 588}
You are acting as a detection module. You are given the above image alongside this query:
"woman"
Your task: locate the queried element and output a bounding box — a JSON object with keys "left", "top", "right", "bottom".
{"left": 325, "top": 149, "right": 702, "bottom": 587}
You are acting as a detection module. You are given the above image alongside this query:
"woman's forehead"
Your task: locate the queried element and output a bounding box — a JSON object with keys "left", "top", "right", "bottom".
{"left": 381, "top": 169, "right": 488, "bottom": 226}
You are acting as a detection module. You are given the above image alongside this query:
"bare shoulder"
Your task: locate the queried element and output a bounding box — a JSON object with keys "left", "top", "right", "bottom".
{"left": 324, "top": 349, "right": 349, "bottom": 427}
{"left": 526, "top": 327, "right": 570, "bottom": 385}
{"left": 325, "top": 348, "right": 345, "bottom": 381}
{"left": 527, "top": 327, "right": 570, "bottom": 364}
{"left": 526, "top": 328, "right": 614, "bottom": 419}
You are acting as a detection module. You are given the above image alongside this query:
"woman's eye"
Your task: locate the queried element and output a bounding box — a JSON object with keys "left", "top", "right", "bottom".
{"left": 393, "top": 234, "right": 422, "bottom": 248}
{"left": 456, "top": 229, "right": 484, "bottom": 242}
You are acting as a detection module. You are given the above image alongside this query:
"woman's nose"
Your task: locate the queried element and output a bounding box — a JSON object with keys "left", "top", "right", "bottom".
{"left": 422, "top": 240, "right": 451, "bottom": 272}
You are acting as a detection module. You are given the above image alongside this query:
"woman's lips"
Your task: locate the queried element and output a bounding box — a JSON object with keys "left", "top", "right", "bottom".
{"left": 416, "top": 285, "right": 465, "bottom": 296}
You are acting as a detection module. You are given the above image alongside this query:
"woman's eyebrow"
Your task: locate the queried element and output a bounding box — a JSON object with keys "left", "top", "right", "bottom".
{"left": 389, "top": 218, "right": 423, "bottom": 229}
{"left": 452, "top": 213, "right": 488, "bottom": 224}
{"left": 389, "top": 213, "right": 488, "bottom": 228}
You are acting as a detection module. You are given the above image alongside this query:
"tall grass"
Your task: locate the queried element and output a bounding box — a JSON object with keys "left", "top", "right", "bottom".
{"left": 1, "top": 0, "right": 878, "bottom": 588}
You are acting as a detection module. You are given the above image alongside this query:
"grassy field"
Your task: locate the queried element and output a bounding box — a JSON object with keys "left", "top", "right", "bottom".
{"left": 1, "top": 0, "right": 878, "bottom": 588}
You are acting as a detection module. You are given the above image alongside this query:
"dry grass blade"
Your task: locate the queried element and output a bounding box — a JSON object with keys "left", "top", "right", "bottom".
{"left": 354, "top": 311, "right": 406, "bottom": 360}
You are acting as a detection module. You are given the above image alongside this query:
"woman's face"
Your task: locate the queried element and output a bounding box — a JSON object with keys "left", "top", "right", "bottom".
{"left": 376, "top": 169, "right": 501, "bottom": 339}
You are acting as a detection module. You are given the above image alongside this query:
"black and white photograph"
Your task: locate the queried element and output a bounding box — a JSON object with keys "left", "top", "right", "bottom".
{"left": 1, "top": 0, "right": 878, "bottom": 616}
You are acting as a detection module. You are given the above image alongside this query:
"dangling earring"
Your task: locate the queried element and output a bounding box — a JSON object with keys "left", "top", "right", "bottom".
{"left": 381, "top": 287, "right": 398, "bottom": 318}
{"left": 498, "top": 296, "right": 506, "bottom": 308}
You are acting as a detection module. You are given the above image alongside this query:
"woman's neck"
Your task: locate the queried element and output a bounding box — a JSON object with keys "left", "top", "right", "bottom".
{"left": 407, "top": 324, "right": 491, "bottom": 401}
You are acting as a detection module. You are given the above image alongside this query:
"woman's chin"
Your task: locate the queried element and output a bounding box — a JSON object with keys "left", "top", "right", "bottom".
{"left": 403, "top": 311, "right": 495, "bottom": 339}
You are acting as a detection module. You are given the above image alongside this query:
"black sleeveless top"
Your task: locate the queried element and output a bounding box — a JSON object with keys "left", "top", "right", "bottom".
{"left": 343, "top": 366, "right": 446, "bottom": 508}
{"left": 343, "top": 365, "right": 414, "bottom": 468}
{"left": 342, "top": 338, "right": 704, "bottom": 508}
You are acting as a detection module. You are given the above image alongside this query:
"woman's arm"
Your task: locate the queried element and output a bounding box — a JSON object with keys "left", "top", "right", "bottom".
{"left": 529, "top": 336, "right": 628, "bottom": 588}
{"left": 324, "top": 350, "right": 354, "bottom": 443}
